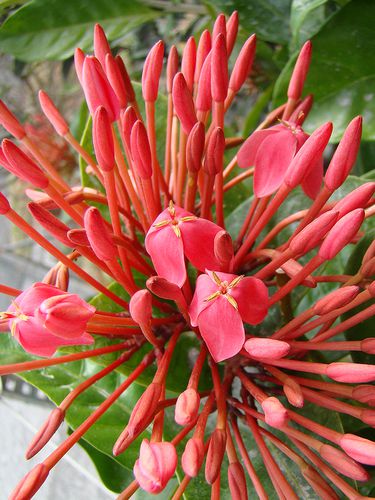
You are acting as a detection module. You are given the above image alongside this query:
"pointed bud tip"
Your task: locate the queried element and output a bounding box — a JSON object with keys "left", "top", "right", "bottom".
{"left": 244, "top": 338, "right": 290, "bottom": 360}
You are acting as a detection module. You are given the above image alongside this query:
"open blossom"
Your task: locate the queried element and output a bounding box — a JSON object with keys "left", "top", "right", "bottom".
{"left": 0, "top": 283, "right": 94, "bottom": 356}
{"left": 189, "top": 270, "right": 268, "bottom": 361}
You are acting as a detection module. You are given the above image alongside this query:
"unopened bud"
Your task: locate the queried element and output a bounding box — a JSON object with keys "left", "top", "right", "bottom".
{"left": 226, "top": 11, "right": 239, "bottom": 56}
{"left": 9, "top": 463, "right": 49, "bottom": 500}
{"left": 181, "top": 36, "right": 196, "bottom": 92}
{"left": 129, "top": 289, "right": 152, "bottom": 325}
{"left": 93, "top": 106, "right": 115, "bottom": 171}
{"left": 320, "top": 444, "right": 369, "bottom": 481}
{"left": 313, "top": 286, "right": 359, "bottom": 315}
{"left": 0, "top": 191, "right": 11, "bottom": 215}
{"left": 340, "top": 434, "right": 375, "bottom": 466}
{"left": 105, "top": 54, "right": 128, "bottom": 109}
{"left": 289, "top": 211, "right": 339, "bottom": 255}
{"left": 67, "top": 228, "right": 90, "bottom": 247}
{"left": 0, "top": 100, "right": 25, "bottom": 139}
{"left": 228, "top": 462, "right": 248, "bottom": 500}
{"left": 244, "top": 338, "right": 290, "bottom": 360}
{"left": 172, "top": 73, "right": 197, "bottom": 134}
{"left": 142, "top": 40, "right": 164, "bottom": 102}
{"left": 166, "top": 45, "right": 179, "bottom": 94}
{"left": 28, "top": 202, "right": 72, "bottom": 247}
{"left": 353, "top": 385, "right": 375, "bottom": 407}
{"left": 115, "top": 55, "right": 136, "bottom": 103}
{"left": 203, "top": 127, "right": 225, "bottom": 176}
{"left": 283, "top": 377, "right": 304, "bottom": 408}
{"left": 214, "top": 230, "right": 234, "bottom": 267}
{"left": 211, "top": 33, "right": 228, "bottom": 102}
{"left": 2, "top": 139, "right": 48, "bottom": 189}
{"left": 261, "top": 397, "right": 288, "bottom": 428}
{"left": 74, "top": 48, "right": 85, "bottom": 84}
{"left": 205, "top": 428, "right": 226, "bottom": 484}
{"left": 130, "top": 120, "right": 153, "bottom": 178}
{"left": 93, "top": 23, "right": 111, "bottom": 67}
{"left": 334, "top": 182, "right": 375, "bottom": 216}
{"left": 212, "top": 13, "right": 226, "bottom": 40}
{"left": 121, "top": 105, "right": 137, "bottom": 150}
{"left": 182, "top": 437, "right": 205, "bottom": 477}
{"left": 319, "top": 209, "right": 365, "bottom": 260}
{"left": 146, "top": 276, "right": 182, "bottom": 301}
{"left": 326, "top": 362, "right": 375, "bottom": 383}
{"left": 26, "top": 408, "right": 65, "bottom": 459}
{"left": 186, "top": 121, "right": 205, "bottom": 173}
{"left": 195, "top": 30, "right": 211, "bottom": 84}
{"left": 287, "top": 41, "right": 312, "bottom": 100}
{"left": 38, "top": 91, "right": 69, "bottom": 136}
{"left": 229, "top": 34, "right": 256, "bottom": 93}
{"left": 84, "top": 206, "right": 117, "bottom": 261}
{"left": 175, "top": 388, "right": 200, "bottom": 425}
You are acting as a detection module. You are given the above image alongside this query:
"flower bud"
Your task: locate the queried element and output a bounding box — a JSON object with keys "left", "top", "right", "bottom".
{"left": 214, "top": 230, "right": 234, "bottom": 267}
{"left": 93, "top": 23, "right": 111, "bottom": 68}
{"left": 289, "top": 211, "right": 339, "bottom": 255}
{"left": 313, "top": 285, "right": 359, "bottom": 315}
{"left": 229, "top": 34, "right": 256, "bottom": 93}
{"left": 244, "top": 338, "right": 290, "bottom": 360}
{"left": 228, "top": 462, "right": 248, "bottom": 500}
{"left": 0, "top": 191, "right": 11, "bottom": 215}
{"left": 211, "top": 33, "right": 228, "bottom": 102}
{"left": 142, "top": 40, "right": 164, "bottom": 102}
{"left": 9, "top": 463, "right": 49, "bottom": 500}
{"left": 2, "top": 139, "right": 48, "bottom": 189}
{"left": 205, "top": 428, "right": 226, "bottom": 484}
{"left": 353, "top": 385, "right": 375, "bottom": 406}
{"left": 203, "top": 127, "right": 225, "bottom": 176}
{"left": 172, "top": 73, "right": 197, "bottom": 135}
{"left": 174, "top": 388, "right": 200, "bottom": 425}
{"left": 325, "top": 116, "right": 362, "bottom": 191}
{"left": 283, "top": 377, "right": 304, "bottom": 408}
{"left": 134, "top": 439, "right": 177, "bottom": 494}
{"left": 130, "top": 120, "right": 153, "bottom": 178}
{"left": 38, "top": 91, "right": 69, "bottom": 136}
{"left": 0, "top": 99, "right": 25, "bottom": 139}
{"left": 67, "top": 228, "right": 90, "bottom": 247}
{"left": 226, "top": 11, "right": 239, "bottom": 56}
{"left": 186, "top": 121, "right": 205, "bottom": 173}
{"left": 121, "top": 105, "right": 138, "bottom": 150}
{"left": 105, "top": 54, "right": 128, "bottom": 109}
{"left": 361, "top": 338, "right": 375, "bottom": 354}
{"left": 115, "top": 55, "right": 136, "bottom": 102}
{"left": 319, "top": 209, "right": 365, "bottom": 260}
{"left": 181, "top": 36, "right": 196, "bottom": 92}
{"left": 93, "top": 106, "right": 115, "bottom": 171}
{"left": 56, "top": 264, "right": 69, "bottom": 292}
{"left": 182, "top": 437, "right": 205, "bottom": 477}
{"left": 166, "top": 45, "right": 179, "bottom": 94}
{"left": 28, "top": 202, "right": 72, "bottom": 247}
{"left": 340, "top": 434, "right": 375, "bottom": 466}
{"left": 129, "top": 289, "right": 152, "bottom": 325}
{"left": 212, "top": 13, "right": 226, "bottom": 40}
{"left": 146, "top": 276, "right": 183, "bottom": 301}
{"left": 287, "top": 41, "right": 312, "bottom": 100}
{"left": 196, "top": 52, "right": 212, "bottom": 112}
{"left": 26, "top": 408, "right": 65, "bottom": 459}
{"left": 84, "top": 206, "right": 117, "bottom": 261}
{"left": 326, "top": 362, "right": 375, "bottom": 383}
{"left": 261, "top": 397, "right": 288, "bottom": 428}
{"left": 195, "top": 30, "right": 211, "bottom": 84}
{"left": 74, "top": 47, "right": 85, "bottom": 84}
{"left": 334, "top": 182, "right": 375, "bottom": 216}
{"left": 285, "top": 122, "right": 332, "bottom": 189}
{"left": 320, "top": 444, "right": 369, "bottom": 481}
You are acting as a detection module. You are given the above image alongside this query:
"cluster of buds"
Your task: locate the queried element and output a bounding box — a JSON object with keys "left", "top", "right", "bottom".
{"left": 0, "top": 12, "right": 374, "bottom": 499}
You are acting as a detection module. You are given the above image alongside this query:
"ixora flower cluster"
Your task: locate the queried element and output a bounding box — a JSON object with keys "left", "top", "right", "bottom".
{"left": 0, "top": 12, "right": 374, "bottom": 499}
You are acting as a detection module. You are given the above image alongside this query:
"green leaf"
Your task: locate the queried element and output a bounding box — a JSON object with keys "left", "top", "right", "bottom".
{"left": 273, "top": 0, "right": 375, "bottom": 141}
{"left": 0, "top": 0, "right": 159, "bottom": 61}
{"left": 210, "top": 0, "right": 292, "bottom": 44}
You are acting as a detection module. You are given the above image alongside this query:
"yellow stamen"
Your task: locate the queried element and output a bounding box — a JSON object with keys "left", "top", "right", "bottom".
{"left": 228, "top": 275, "right": 244, "bottom": 289}
{"left": 204, "top": 291, "right": 221, "bottom": 302}
{"left": 212, "top": 271, "right": 222, "bottom": 286}
{"left": 225, "top": 294, "right": 238, "bottom": 310}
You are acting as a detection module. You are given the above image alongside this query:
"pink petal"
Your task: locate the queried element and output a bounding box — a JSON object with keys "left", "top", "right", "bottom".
{"left": 231, "top": 277, "right": 268, "bottom": 325}
{"left": 181, "top": 218, "right": 221, "bottom": 272}
{"left": 197, "top": 295, "right": 245, "bottom": 362}
{"left": 189, "top": 274, "right": 218, "bottom": 326}
{"left": 145, "top": 225, "right": 186, "bottom": 287}
{"left": 237, "top": 129, "right": 278, "bottom": 168}
{"left": 254, "top": 129, "right": 297, "bottom": 198}
{"left": 302, "top": 156, "right": 323, "bottom": 199}
{"left": 11, "top": 283, "right": 65, "bottom": 316}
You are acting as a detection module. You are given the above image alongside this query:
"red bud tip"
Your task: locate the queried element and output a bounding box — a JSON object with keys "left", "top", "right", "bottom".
{"left": 228, "top": 462, "right": 248, "bottom": 500}
{"left": 26, "top": 408, "right": 65, "bottom": 459}
{"left": 320, "top": 444, "right": 369, "bottom": 481}
{"left": 326, "top": 362, "right": 375, "bottom": 383}
{"left": 146, "top": 275, "right": 183, "bottom": 302}
{"left": 287, "top": 40, "right": 312, "bottom": 100}
{"left": 105, "top": 54, "right": 128, "bottom": 109}
{"left": 121, "top": 105, "right": 138, "bottom": 150}
{"left": 186, "top": 121, "right": 205, "bottom": 173}
{"left": 203, "top": 127, "right": 225, "bottom": 176}
{"left": 82, "top": 56, "right": 120, "bottom": 122}
{"left": 182, "top": 37, "right": 196, "bottom": 92}
{"left": 130, "top": 120, "right": 153, "bottom": 178}
{"left": 205, "top": 428, "right": 226, "bottom": 484}
{"left": 212, "top": 13, "right": 226, "bottom": 40}
{"left": 9, "top": 463, "right": 49, "bottom": 500}
{"left": 226, "top": 11, "right": 239, "bottom": 56}
{"left": 229, "top": 34, "right": 256, "bottom": 93}
{"left": 182, "top": 437, "right": 205, "bottom": 477}
{"left": 0, "top": 191, "right": 11, "bottom": 215}
{"left": 93, "top": 106, "right": 115, "bottom": 171}
{"left": 285, "top": 121, "right": 333, "bottom": 189}
{"left": 289, "top": 210, "right": 339, "bottom": 255}
{"left": 261, "top": 397, "right": 288, "bottom": 428}
{"left": 196, "top": 52, "right": 212, "bottom": 112}
{"left": 325, "top": 116, "right": 363, "bottom": 191}
{"left": 174, "top": 388, "right": 200, "bottom": 425}
{"left": 2, "top": 139, "right": 48, "bottom": 189}
{"left": 211, "top": 34, "right": 228, "bottom": 102}
{"left": 0, "top": 100, "right": 26, "bottom": 139}
{"left": 195, "top": 30, "right": 211, "bottom": 84}
{"left": 67, "top": 228, "right": 90, "bottom": 246}
{"left": 244, "top": 338, "right": 290, "bottom": 360}
{"left": 319, "top": 209, "right": 365, "bottom": 260}
{"left": 334, "top": 181, "right": 375, "bottom": 216}
{"left": 38, "top": 90, "right": 69, "bottom": 136}
{"left": 166, "top": 45, "right": 179, "bottom": 94}
{"left": 214, "top": 230, "right": 234, "bottom": 266}
{"left": 84, "top": 206, "right": 117, "bottom": 261}
{"left": 313, "top": 285, "right": 360, "bottom": 315}
{"left": 74, "top": 48, "right": 85, "bottom": 84}
{"left": 353, "top": 385, "right": 375, "bottom": 407}
{"left": 115, "top": 55, "right": 136, "bottom": 102}
{"left": 28, "top": 202, "right": 72, "bottom": 247}
{"left": 142, "top": 40, "right": 164, "bottom": 102}
{"left": 93, "top": 23, "right": 111, "bottom": 68}
{"left": 129, "top": 289, "right": 152, "bottom": 325}
{"left": 172, "top": 73, "right": 198, "bottom": 135}
{"left": 340, "top": 434, "right": 375, "bottom": 466}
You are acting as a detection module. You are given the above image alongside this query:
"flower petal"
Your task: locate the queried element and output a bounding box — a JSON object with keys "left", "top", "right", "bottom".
{"left": 11, "top": 283, "right": 66, "bottom": 316}
{"left": 302, "top": 156, "right": 323, "bottom": 199}
{"left": 189, "top": 274, "right": 218, "bottom": 326}
{"left": 254, "top": 129, "right": 297, "bottom": 198}
{"left": 231, "top": 276, "right": 268, "bottom": 325}
{"left": 145, "top": 225, "right": 186, "bottom": 287}
{"left": 237, "top": 129, "right": 278, "bottom": 169}
{"left": 197, "top": 295, "right": 245, "bottom": 362}
{"left": 181, "top": 218, "right": 221, "bottom": 272}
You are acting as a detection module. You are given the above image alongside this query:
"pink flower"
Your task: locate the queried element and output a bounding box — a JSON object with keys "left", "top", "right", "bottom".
{"left": 145, "top": 202, "right": 222, "bottom": 287}
{"left": 237, "top": 120, "right": 323, "bottom": 198}
{"left": 133, "top": 439, "right": 177, "bottom": 494}
{"left": 1, "top": 283, "right": 94, "bottom": 356}
{"left": 189, "top": 270, "right": 268, "bottom": 361}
